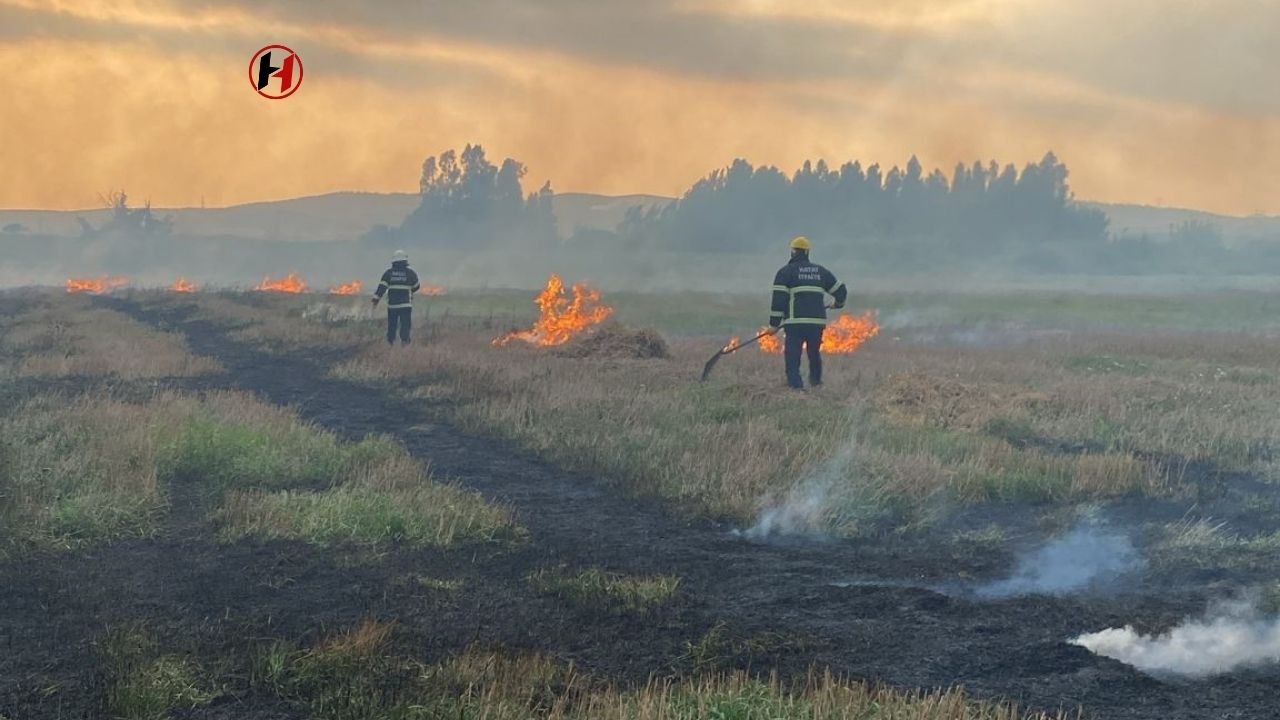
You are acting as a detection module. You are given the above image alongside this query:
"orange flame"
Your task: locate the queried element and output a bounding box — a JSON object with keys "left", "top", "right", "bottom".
{"left": 723, "top": 336, "right": 741, "bottom": 352}
{"left": 823, "top": 312, "right": 881, "bottom": 353}
{"left": 255, "top": 273, "right": 307, "bottom": 294}
{"left": 758, "top": 312, "right": 880, "bottom": 354}
{"left": 329, "top": 280, "right": 363, "bottom": 295}
{"left": 170, "top": 278, "right": 198, "bottom": 293}
{"left": 420, "top": 285, "right": 446, "bottom": 296}
{"left": 66, "top": 276, "right": 129, "bottom": 294}
{"left": 493, "top": 274, "right": 614, "bottom": 347}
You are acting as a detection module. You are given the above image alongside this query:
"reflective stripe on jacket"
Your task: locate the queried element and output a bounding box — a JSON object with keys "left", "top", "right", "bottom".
{"left": 373, "top": 261, "right": 421, "bottom": 309}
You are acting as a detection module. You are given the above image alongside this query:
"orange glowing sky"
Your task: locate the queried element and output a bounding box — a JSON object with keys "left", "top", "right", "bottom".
{"left": 1, "top": 0, "right": 1277, "bottom": 214}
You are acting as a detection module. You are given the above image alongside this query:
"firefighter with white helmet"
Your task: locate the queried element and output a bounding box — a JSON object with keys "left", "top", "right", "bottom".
{"left": 371, "top": 249, "right": 422, "bottom": 345}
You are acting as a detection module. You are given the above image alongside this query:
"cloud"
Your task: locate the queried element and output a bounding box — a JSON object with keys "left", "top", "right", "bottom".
{"left": 0, "top": 0, "right": 1277, "bottom": 214}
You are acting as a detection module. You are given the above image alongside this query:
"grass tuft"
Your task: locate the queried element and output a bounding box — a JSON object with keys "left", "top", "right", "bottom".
{"left": 99, "top": 626, "right": 216, "bottom": 720}
{"left": 528, "top": 565, "right": 680, "bottom": 616}
{"left": 218, "top": 482, "right": 518, "bottom": 547}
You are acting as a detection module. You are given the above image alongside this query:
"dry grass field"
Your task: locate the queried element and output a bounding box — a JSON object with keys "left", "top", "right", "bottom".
{"left": 2, "top": 286, "right": 1280, "bottom": 717}
{"left": 0, "top": 292, "right": 220, "bottom": 379}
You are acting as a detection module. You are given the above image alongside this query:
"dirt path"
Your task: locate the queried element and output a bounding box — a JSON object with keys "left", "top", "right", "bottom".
{"left": 3, "top": 297, "right": 1277, "bottom": 719}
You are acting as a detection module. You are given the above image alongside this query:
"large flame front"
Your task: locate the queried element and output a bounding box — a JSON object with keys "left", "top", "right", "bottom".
{"left": 66, "top": 276, "right": 129, "bottom": 294}
{"left": 255, "top": 273, "right": 307, "bottom": 293}
{"left": 329, "top": 280, "right": 363, "bottom": 295}
{"left": 170, "top": 278, "right": 198, "bottom": 293}
{"left": 758, "top": 312, "right": 880, "bottom": 354}
{"left": 493, "top": 274, "right": 613, "bottom": 347}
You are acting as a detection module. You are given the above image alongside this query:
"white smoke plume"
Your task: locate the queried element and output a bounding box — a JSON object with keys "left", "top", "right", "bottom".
{"left": 737, "top": 438, "right": 860, "bottom": 540}
{"left": 1074, "top": 597, "right": 1280, "bottom": 677}
{"left": 973, "top": 521, "right": 1143, "bottom": 599}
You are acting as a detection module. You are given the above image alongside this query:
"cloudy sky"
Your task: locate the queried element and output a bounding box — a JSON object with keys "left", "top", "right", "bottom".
{"left": 2, "top": 0, "right": 1277, "bottom": 214}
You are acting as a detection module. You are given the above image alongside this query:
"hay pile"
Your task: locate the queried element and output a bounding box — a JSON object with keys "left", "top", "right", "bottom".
{"left": 553, "top": 321, "right": 670, "bottom": 360}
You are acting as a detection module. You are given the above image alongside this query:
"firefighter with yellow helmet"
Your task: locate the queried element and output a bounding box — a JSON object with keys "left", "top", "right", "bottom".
{"left": 768, "top": 236, "right": 847, "bottom": 389}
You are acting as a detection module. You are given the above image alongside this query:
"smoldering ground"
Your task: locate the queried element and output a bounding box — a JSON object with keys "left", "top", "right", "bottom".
{"left": 969, "top": 520, "right": 1144, "bottom": 599}
{"left": 1074, "top": 593, "right": 1280, "bottom": 677}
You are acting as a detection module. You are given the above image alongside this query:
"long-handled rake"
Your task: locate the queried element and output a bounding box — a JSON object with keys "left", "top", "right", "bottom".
{"left": 700, "top": 328, "right": 779, "bottom": 382}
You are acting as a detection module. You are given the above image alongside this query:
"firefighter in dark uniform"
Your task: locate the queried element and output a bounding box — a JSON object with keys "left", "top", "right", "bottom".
{"left": 371, "top": 249, "right": 422, "bottom": 345}
{"left": 768, "top": 236, "right": 848, "bottom": 389}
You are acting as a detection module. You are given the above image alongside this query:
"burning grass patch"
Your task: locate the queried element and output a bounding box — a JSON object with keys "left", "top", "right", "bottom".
{"left": 528, "top": 565, "right": 680, "bottom": 616}
{"left": 0, "top": 295, "right": 220, "bottom": 378}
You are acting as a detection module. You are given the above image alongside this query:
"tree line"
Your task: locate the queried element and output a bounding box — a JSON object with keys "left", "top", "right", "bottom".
{"left": 369, "top": 145, "right": 1276, "bottom": 275}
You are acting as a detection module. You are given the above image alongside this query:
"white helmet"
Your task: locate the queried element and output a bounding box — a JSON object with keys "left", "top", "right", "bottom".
{"left": 392, "top": 249, "right": 408, "bottom": 263}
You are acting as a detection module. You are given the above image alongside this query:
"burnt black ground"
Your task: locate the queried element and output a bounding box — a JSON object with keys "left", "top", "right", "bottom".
{"left": 2, "top": 295, "right": 1278, "bottom": 719}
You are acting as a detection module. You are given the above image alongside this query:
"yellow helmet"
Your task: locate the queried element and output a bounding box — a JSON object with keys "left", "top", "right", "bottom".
{"left": 789, "top": 236, "right": 812, "bottom": 251}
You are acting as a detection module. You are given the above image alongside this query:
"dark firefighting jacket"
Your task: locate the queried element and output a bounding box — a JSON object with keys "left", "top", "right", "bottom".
{"left": 373, "top": 261, "right": 421, "bottom": 309}
{"left": 769, "top": 257, "right": 847, "bottom": 327}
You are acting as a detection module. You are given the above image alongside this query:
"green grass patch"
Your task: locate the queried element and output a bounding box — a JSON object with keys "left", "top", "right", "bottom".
{"left": 953, "top": 524, "right": 1009, "bottom": 552}
{"left": 158, "top": 401, "right": 399, "bottom": 493}
{"left": 1154, "top": 519, "right": 1280, "bottom": 572}
{"left": 1222, "top": 368, "right": 1275, "bottom": 386}
{"left": 681, "top": 623, "right": 819, "bottom": 675}
{"left": 251, "top": 620, "right": 432, "bottom": 720}
{"left": 982, "top": 414, "right": 1042, "bottom": 447}
{"left": 395, "top": 574, "right": 464, "bottom": 592}
{"left": 0, "top": 389, "right": 517, "bottom": 556}
{"left": 0, "top": 396, "right": 176, "bottom": 556}
{"left": 99, "top": 626, "right": 217, "bottom": 720}
{"left": 528, "top": 565, "right": 680, "bottom": 616}
{"left": 218, "top": 483, "right": 518, "bottom": 547}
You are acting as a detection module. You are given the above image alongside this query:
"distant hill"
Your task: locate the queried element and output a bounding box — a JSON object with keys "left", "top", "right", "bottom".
{"left": 3, "top": 192, "right": 1275, "bottom": 245}
{"left": 1085, "top": 202, "right": 1280, "bottom": 244}
{"left": 0, "top": 191, "right": 672, "bottom": 242}
{"left": 0, "top": 192, "right": 421, "bottom": 241}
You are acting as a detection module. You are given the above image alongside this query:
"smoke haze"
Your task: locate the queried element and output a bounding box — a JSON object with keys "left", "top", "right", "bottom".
{"left": 974, "top": 521, "right": 1143, "bottom": 599}
{"left": 738, "top": 433, "right": 862, "bottom": 540}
